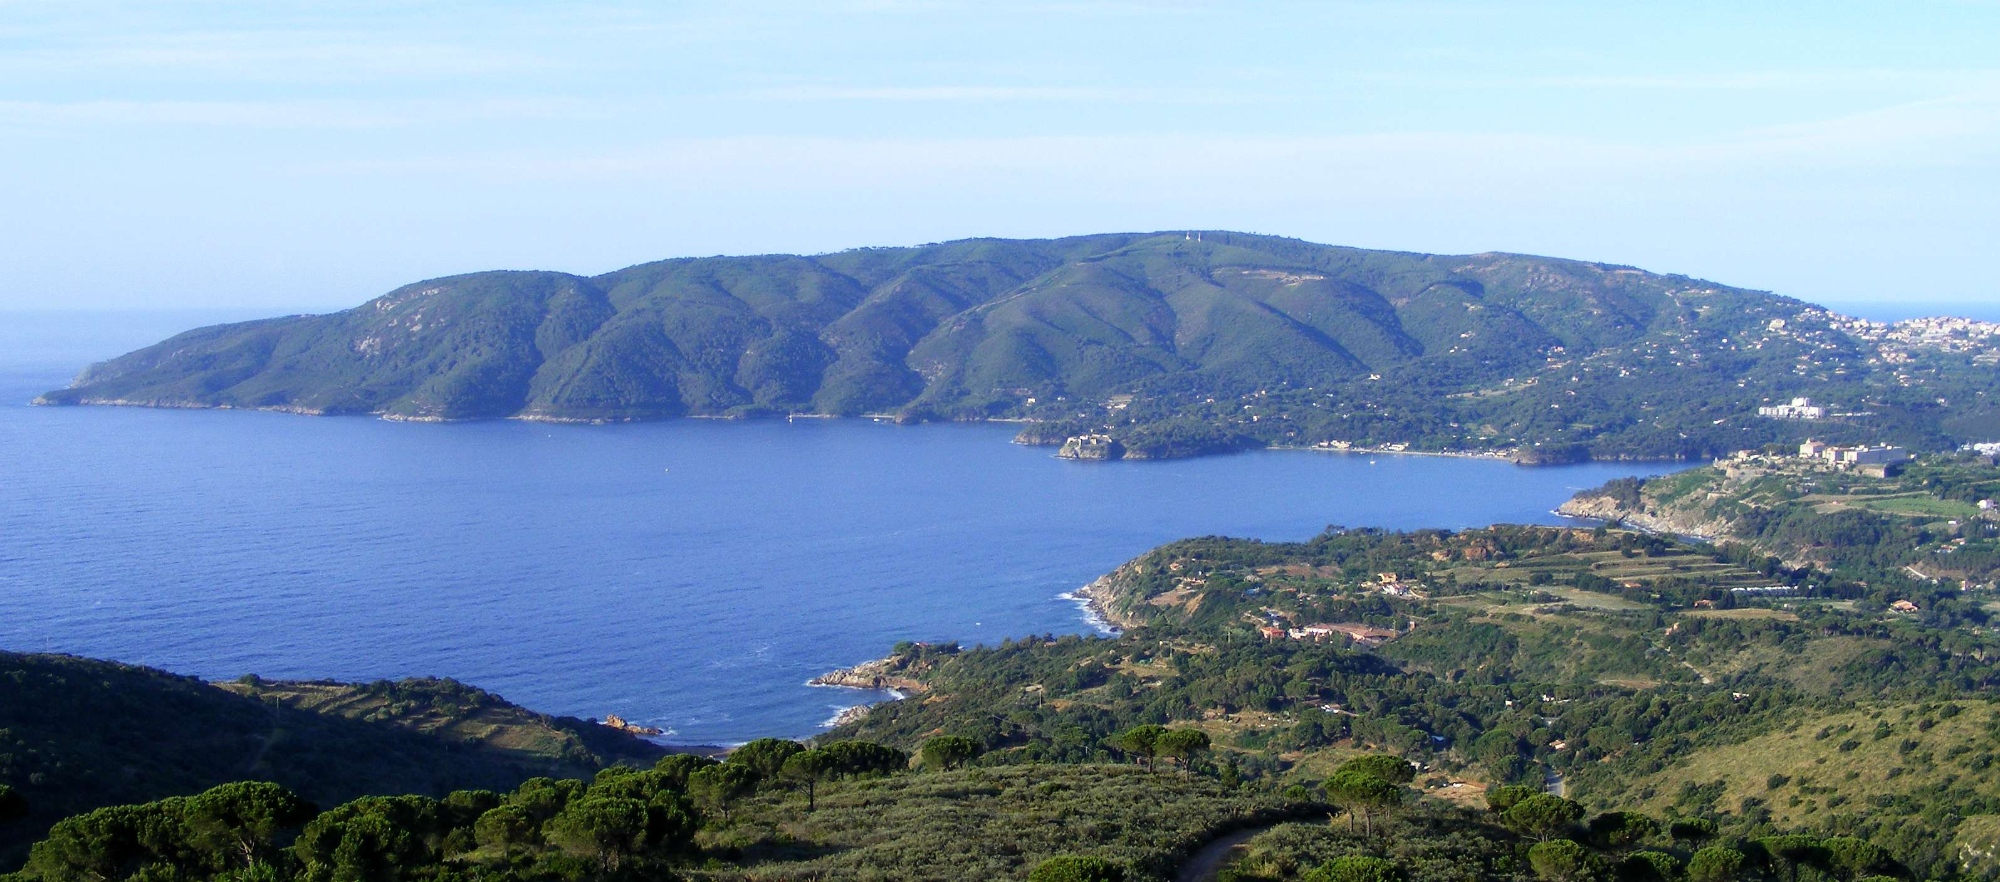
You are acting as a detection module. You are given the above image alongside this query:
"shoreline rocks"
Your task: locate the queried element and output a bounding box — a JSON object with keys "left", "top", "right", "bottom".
{"left": 808, "top": 655, "right": 927, "bottom": 695}
{"left": 1556, "top": 493, "right": 1730, "bottom": 542}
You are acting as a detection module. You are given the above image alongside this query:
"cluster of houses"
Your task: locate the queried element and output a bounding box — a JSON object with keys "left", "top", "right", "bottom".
{"left": 1250, "top": 573, "right": 1430, "bottom": 646}
{"left": 1259, "top": 621, "right": 1404, "bottom": 647}
{"left": 1375, "top": 572, "right": 1424, "bottom": 598}
{"left": 1796, "top": 439, "right": 1913, "bottom": 466}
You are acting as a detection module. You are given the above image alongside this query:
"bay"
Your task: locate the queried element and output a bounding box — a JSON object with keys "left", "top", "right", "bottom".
{"left": 0, "top": 311, "right": 1679, "bottom": 744}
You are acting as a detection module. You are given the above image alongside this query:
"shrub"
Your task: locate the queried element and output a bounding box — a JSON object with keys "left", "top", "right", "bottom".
{"left": 1305, "top": 855, "right": 1401, "bottom": 882}
{"left": 1029, "top": 854, "right": 1127, "bottom": 882}
{"left": 1687, "top": 846, "right": 1746, "bottom": 882}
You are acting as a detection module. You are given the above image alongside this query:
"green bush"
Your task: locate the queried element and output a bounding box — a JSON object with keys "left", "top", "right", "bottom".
{"left": 1028, "top": 854, "right": 1127, "bottom": 882}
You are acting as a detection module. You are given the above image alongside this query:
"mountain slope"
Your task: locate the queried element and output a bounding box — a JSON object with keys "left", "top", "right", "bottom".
{"left": 38, "top": 233, "right": 2000, "bottom": 460}
{"left": 0, "top": 652, "right": 663, "bottom": 866}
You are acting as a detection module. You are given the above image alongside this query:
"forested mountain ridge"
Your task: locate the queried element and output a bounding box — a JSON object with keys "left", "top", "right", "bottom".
{"left": 38, "top": 233, "right": 2000, "bottom": 460}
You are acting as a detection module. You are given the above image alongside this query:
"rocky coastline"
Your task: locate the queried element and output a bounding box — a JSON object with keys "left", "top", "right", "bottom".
{"left": 1071, "top": 574, "right": 1145, "bottom": 632}
{"left": 1555, "top": 492, "right": 1732, "bottom": 543}
{"left": 808, "top": 655, "right": 928, "bottom": 694}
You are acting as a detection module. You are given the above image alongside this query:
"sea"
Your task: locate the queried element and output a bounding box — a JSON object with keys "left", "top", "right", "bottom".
{"left": 0, "top": 310, "right": 1696, "bottom": 745}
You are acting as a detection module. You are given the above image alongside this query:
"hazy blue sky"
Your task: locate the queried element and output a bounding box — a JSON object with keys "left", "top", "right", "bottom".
{"left": 3, "top": 1, "right": 1997, "bottom": 312}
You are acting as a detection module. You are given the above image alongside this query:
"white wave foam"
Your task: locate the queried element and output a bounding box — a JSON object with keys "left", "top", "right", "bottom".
{"left": 1058, "top": 589, "right": 1120, "bottom": 636}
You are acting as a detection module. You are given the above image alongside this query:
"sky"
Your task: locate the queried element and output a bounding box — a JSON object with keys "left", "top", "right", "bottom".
{"left": 2, "top": 1, "right": 1998, "bottom": 314}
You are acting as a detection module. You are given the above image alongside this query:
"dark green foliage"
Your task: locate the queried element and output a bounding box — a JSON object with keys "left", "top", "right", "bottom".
{"left": 1503, "top": 795, "right": 1586, "bottom": 842}
{"left": 1489, "top": 785, "right": 1542, "bottom": 813}
{"left": 1821, "top": 836, "right": 1890, "bottom": 880}
{"left": 16, "top": 756, "right": 709, "bottom": 882}
{"left": 1686, "top": 846, "right": 1747, "bottom": 882}
{"left": 292, "top": 795, "right": 441, "bottom": 882}
{"left": 725, "top": 738, "right": 803, "bottom": 782}
{"left": 0, "top": 652, "right": 656, "bottom": 868}
{"left": 180, "top": 782, "right": 314, "bottom": 870}
{"left": 687, "top": 764, "right": 758, "bottom": 819}
{"left": 1108, "top": 725, "right": 1168, "bottom": 768}
{"left": 543, "top": 795, "right": 649, "bottom": 870}
{"left": 779, "top": 749, "right": 834, "bottom": 811}
{"left": 24, "top": 801, "right": 192, "bottom": 882}
{"left": 1324, "top": 770, "right": 1404, "bottom": 835}
{"left": 651, "top": 753, "right": 720, "bottom": 790}
{"left": 1669, "top": 818, "right": 1718, "bottom": 846}
{"left": 46, "top": 233, "right": 1990, "bottom": 462}
{"left": 1155, "top": 729, "right": 1212, "bottom": 772}
{"left": 918, "top": 735, "right": 984, "bottom": 770}
{"left": 1621, "top": 851, "right": 1681, "bottom": 882}
{"left": 1337, "top": 755, "right": 1415, "bottom": 786}
{"left": 814, "top": 739, "right": 908, "bottom": 777}
{"left": 1030, "top": 854, "right": 1129, "bottom": 882}
{"left": 1529, "top": 839, "right": 1608, "bottom": 882}
{"left": 471, "top": 804, "right": 534, "bottom": 853}
{"left": 1586, "top": 811, "right": 1659, "bottom": 852}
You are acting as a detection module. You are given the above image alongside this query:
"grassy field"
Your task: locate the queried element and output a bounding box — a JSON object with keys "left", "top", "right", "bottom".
{"left": 1848, "top": 494, "right": 1986, "bottom": 519}
{"left": 1445, "top": 548, "right": 1771, "bottom": 595}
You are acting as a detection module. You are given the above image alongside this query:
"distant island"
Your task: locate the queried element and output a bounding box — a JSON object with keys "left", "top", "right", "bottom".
{"left": 35, "top": 232, "right": 2000, "bottom": 462}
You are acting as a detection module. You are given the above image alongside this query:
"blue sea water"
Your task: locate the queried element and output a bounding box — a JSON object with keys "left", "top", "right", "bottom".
{"left": 0, "top": 311, "right": 1682, "bottom": 744}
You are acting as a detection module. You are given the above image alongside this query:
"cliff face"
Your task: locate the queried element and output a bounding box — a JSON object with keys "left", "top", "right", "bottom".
{"left": 1556, "top": 492, "right": 1735, "bottom": 542}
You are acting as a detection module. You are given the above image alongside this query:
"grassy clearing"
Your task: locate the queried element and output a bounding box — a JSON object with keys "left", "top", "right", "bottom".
{"left": 1549, "top": 588, "right": 1652, "bottom": 611}
{"left": 1450, "top": 550, "right": 1768, "bottom": 594}
{"left": 1850, "top": 494, "right": 1984, "bottom": 519}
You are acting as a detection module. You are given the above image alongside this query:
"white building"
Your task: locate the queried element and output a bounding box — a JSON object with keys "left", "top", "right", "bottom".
{"left": 1796, "top": 441, "right": 1913, "bottom": 467}
{"left": 1760, "top": 397, "right": 1828, "bottom": 420}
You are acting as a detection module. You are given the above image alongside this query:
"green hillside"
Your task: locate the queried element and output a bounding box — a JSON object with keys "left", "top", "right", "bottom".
{"left": 0, "top": 652, "right": 663, "bottom": 867}
{"left": 37, "top": 233, "right": 2000, "bottom": 461}
{"left": 826, "top": 523, "right": 2000, "bottom": 877}
{"left": 1562, "top": 451, "right": 2000, "bottom": 587}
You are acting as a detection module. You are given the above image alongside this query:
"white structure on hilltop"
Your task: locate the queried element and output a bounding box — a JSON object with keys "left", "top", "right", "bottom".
{"left": 1798, "top": 440, "right": 1912, "bottom": 467}
{"left": 1760, "top": 397, "right": 1828, "bottom": 420}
